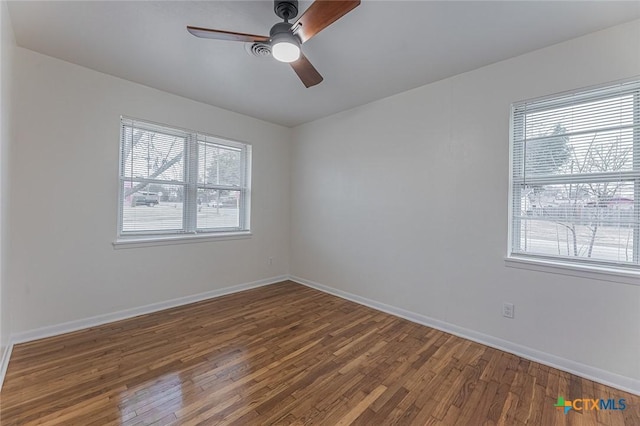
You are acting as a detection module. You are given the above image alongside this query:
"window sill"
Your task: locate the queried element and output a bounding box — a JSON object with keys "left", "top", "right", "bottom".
{"left": 113, "top": 231, "right": 252, "bottom": 249}
{"left": 504, "top": 256, "right": 640, "bottom": 286}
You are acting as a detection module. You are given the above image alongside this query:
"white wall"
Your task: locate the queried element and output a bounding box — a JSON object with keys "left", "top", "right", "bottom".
{"left": 9, "top": 47, "right": 291, "bottom": 333}
{"left": 291, "top": 20, "right": 640, "bottom": 386}
{"left": 0, "top": 0, "right": 15, "bottom": 364}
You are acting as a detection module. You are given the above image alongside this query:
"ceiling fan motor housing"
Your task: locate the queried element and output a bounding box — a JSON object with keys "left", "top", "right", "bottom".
{"left": 270, "top": 22, "right": 301, "bottom": 48}
{"left": 270, "top": 22, "right": 295, "bottom": 39}
{"left": 274, "top": 0, "right": 298, "bottom": 21}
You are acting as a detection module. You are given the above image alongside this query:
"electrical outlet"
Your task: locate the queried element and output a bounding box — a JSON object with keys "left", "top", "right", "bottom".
{"left": 269, "top": 257, "right": 274, "bottom": 266}
{"left": 503, "top": 302, "right": 514, "bottom": 319}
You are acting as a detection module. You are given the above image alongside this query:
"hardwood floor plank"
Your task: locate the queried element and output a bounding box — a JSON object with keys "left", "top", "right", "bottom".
{"left": 1, "top": 281, "right": 637, "bottom": 425}
{"left": 334, "top": 384, "right": 387, "bottom": 426}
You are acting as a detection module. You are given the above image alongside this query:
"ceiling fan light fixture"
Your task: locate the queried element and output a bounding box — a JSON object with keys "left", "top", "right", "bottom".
{"left": 272, "top": 41, "right": 300, "bottom": 63}
{"left": 271, "top": 32, "right": 300, "bottom": 63}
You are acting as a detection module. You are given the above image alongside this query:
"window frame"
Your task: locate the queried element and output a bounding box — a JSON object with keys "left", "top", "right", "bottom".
{"left": 116, "top": 117, "right": 251, "bottom": 245}
{"left": 507, "top": 79, "right": 640, "bottom": 278}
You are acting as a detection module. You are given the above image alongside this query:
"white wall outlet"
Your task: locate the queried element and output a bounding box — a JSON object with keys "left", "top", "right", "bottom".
{"left": 503, "top": 302, "right": 514, "bottom": 319}
{"left": 269, "top": 257, "right": 274, "bottom": 266}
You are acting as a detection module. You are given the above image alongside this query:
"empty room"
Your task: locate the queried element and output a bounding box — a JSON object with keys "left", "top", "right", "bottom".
{"left": 0, "top": 0, "right": 639, "bottom": 424}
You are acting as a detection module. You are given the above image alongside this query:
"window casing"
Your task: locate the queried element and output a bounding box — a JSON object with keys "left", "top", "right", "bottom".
{"left": 118, "top": 118, "right": 251, "bottom": 240}
{"left": 509, "top": 80, "right": 640, "bottom": 271}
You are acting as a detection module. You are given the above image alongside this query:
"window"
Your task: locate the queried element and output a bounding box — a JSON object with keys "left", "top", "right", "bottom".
{"left": 510, "top": 80, "right": 639, "bottom": 271}
{"left": 118, "top": 118, "right": 251, "bottom": 241}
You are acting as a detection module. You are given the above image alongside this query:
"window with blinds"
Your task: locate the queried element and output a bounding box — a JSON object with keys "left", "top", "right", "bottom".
{"left": 510, "top": 80, "right": 639, "bottom": 270}
{"left": 118, "top": 118, "right": 251, "bottom": 239}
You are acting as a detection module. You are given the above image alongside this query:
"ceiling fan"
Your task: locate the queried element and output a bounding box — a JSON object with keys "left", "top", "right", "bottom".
{"left": 187, "top": 0, "right": 361, "bottom": 88}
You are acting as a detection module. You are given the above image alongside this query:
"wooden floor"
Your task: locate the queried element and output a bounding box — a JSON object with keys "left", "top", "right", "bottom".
{"left": 1, "top": 282, "right": 638, "bottom": 425}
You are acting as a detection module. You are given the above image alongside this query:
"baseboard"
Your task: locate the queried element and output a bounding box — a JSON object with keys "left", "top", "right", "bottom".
{"left": 289, "top": 275, "right": 640, "bottom": 396}
{"left": 11, "top": 275, "right": 288, "bottom": 345}
{"left": 0, "top": 338, "right": 14, "bottom": 391}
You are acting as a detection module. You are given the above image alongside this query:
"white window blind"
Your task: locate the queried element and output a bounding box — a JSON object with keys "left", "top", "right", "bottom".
{"left": 510, "top": 80, "right": 640, "bottom": 270}
{"left": 118, "top": 118, "right": 251, "bottom": 239}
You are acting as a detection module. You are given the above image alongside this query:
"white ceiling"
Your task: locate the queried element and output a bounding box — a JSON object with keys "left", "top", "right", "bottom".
{"left": 7, "top": 1, "right": 640, "bottom": 127}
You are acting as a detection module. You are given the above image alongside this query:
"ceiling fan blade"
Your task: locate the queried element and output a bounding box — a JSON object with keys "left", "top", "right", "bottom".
{"left": 290, "top": 53, "right": 324, "bottom": 88}
{"left": 187, "top": 26, "right": 269, "bottom": 43}
{"left": 291, "top": 0, "right": 361, "bottom": 44}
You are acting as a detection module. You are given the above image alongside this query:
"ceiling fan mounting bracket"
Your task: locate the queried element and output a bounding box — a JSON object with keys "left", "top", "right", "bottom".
{"left": 274, "top": 0, "right": 299, "bottom": 22}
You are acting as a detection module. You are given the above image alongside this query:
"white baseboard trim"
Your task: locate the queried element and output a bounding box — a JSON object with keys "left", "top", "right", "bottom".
{"left": 11, "top": 275, "right": 288, "bottom": 345}
{"left": 289, "top": 275, "right": 640, "bottom": 396}
{"left": 0, "top": 338, "right": 14, "bottom": 391}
